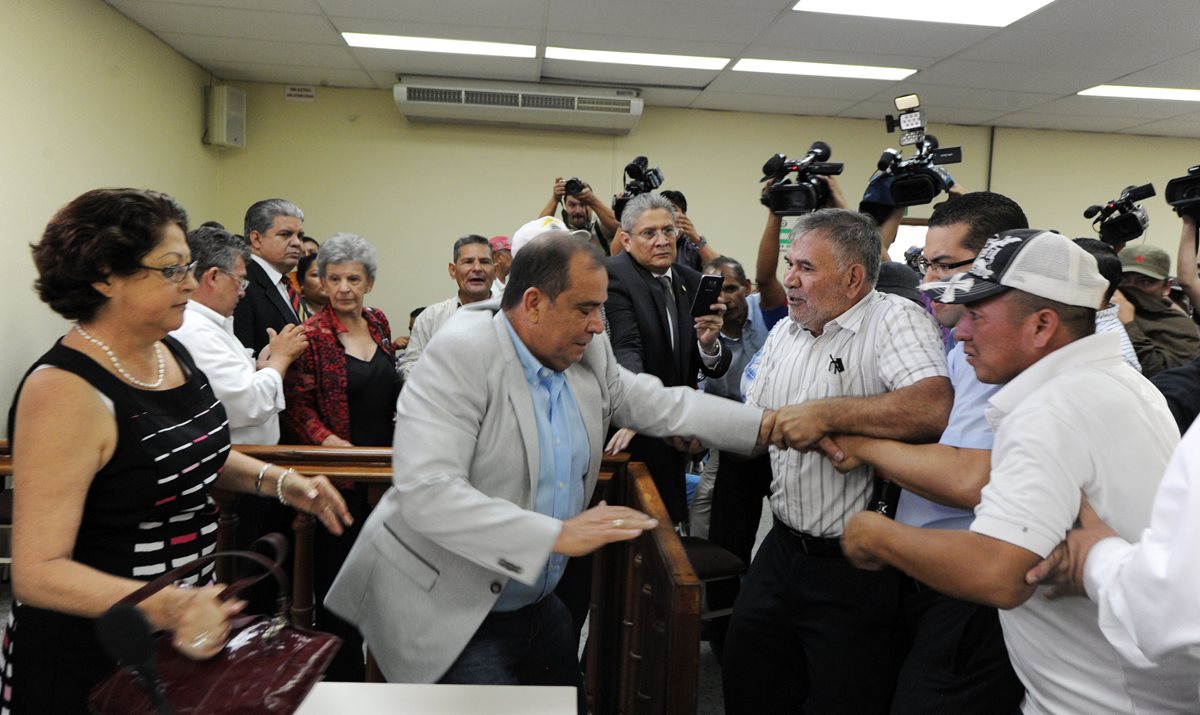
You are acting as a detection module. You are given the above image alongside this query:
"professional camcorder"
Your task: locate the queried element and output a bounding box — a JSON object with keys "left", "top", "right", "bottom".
{"left": 872, "top": 94, "right": 961, "bottom": 208}
{"left": 1084, "top": 183, "right": 1155, "bottom": 246}
{"left": 758, "top": 141, "right": 845, "bottom": 216}
{"left": 612, "top": 156, "right": 665, "bottom": 221}
{"left": 1165, "top": 165, "right": 1200, "bottom": 220}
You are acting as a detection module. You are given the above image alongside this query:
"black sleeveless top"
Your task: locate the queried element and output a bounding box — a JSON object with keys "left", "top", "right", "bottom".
{"left": 1, "top": 336, "right": 230, "bottom": 714}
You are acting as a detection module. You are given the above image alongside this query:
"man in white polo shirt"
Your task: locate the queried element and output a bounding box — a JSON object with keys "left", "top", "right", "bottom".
{"left": 842, "top": 229, "right": 1200, "bottom": 713}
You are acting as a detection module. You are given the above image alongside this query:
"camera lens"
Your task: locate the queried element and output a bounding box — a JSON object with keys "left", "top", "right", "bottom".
{"left": 564, "top": 178, "right": 584, "bottom": 195}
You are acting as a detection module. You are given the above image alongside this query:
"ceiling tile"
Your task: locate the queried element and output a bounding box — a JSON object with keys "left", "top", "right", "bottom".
{"left": 738, "top": 43, "right": 939, "bottom": 70}
{"left": 706, "top": 71, "right": 893, "bottom": 101}
{"left": 911, "top": 58, "right": 1115, "bottom": 94}
{"left": 329, "top": 17, "right": 541, "bottom": 46}
{"left": 639, "top": 87, "right": 704, "bottom": 108}
{"left": 959, "top": 27, "right": 1186, "bottom": 72}
{"left": 867, "top": 82, "right": 1058, "bottom": 113}
{"left": 157, "top": 33, "right": 360, "bottom": 69}
{"left": 1134, "top": 49, "right": 1200, "bottom": 78}
{"left": 547, "top": 0, "right": 779, "bottom": 44}
{"left": 755, "top": 11, "right": 996, "bottom": 57}
{"left": 838, "top": 101, "right": 1005, "bottom": 126}
{"left": 1117, "top": 119, "right": 1200, "bottom": 139}
{"left": 1016, "top": 0, "right": 1200, "bottom": 41}
{"left": 692, "top": 90, "right": 855, "bottom": 116}
{"left": 354, "top": 49, "right": 541, "bottom": 82}
{"left": 318, "top": 0, "right": 548, "bottom": 30}
{"left": 114, "top": 0, "right": 322, "bottom": 11}
{"left": 108, "top": 0, "right": 342, "bottom": 44}
{"left": 540, "top": 60, "right": 720, "bottom": 90}
{"left": 1109, "top": 68, "right": 1200, "bottom": 91}
{"left": 544, "top": 31, "right": 743, "bottom": 59}
{"left": 207, "top": 62, "right": 376, "bottom": 89}
{"left": 1022, "top": 95, "right": 1195, "bottom": 120}
{"left": 990, "top": 113, "right": 1146, "bottom": 134}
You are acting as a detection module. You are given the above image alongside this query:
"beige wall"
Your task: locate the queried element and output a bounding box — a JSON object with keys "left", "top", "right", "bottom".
{"left": 5, "top": 0, "right": 1200, "bottom": 432}
{"left": 2, "top": 0, "right": 221, "bottom": 429}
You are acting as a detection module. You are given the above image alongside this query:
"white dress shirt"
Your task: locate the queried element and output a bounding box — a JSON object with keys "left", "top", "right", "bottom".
{"left": 397, "top": 296, "right": 461, "bottom": 381}
{"left": 171, "top": 300, "right": 285, "bottom": 445}
{"left": 971, "top": 332, "right": 1198, "bottom": 714}
{"left": 745, "top": 291, "right": 947, "bottom": 536}
{"left": 1085, "top": 419, "right": 1200, "bottom": 668}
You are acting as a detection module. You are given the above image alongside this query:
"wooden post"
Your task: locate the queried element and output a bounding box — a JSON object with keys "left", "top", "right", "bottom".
{"left": 211, "top": 488, "right": 239, "bottom": 585}
{"left": 291, "top": 511, "right": 316, "bottom": 627}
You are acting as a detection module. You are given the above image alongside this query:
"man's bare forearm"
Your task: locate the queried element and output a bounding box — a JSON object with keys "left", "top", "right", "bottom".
{"left": 852, "top": 438, "right": 990, "bottom": 509}
{"left": 822, "top": 376, "right": 951, "bottom": 442}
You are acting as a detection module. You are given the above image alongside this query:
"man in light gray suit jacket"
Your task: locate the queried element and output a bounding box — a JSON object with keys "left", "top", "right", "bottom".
{"left": 326, "top": 232, "right": 771, "bottom": 706}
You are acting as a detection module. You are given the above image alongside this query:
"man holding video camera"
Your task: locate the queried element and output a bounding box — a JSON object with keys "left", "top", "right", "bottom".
{"left": 538, "top": 176, "right": 620, "bottom": 256}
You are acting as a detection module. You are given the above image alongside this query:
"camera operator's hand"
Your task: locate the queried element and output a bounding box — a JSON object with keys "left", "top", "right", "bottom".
{"left": 817, "top": 175, "right": 848, "bottom": 209}
{"left": 675, "top": 211, "right": 698, "bottom": 242}
{"left": 695, "top": 302, "right": 725, "bottom": 353}
{"left": 761, "top": 177, "right": 776, "bottom": 210}
{"left": 552, "top": 177, "right": 567, "bottom": 200}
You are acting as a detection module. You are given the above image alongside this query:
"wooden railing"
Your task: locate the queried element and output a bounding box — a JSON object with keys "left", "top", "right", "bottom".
{"left": 0, "top": 441, "right": 702, "bottom": 714}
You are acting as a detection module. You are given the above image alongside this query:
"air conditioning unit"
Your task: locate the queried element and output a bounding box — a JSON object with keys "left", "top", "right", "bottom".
{"left": 393, "top": 77, "right": 643, "bottom": 135}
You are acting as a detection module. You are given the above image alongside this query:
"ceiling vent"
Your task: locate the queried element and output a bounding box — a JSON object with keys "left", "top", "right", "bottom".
{"left": 394, "top": 77, "right": 643, "bottom": 135}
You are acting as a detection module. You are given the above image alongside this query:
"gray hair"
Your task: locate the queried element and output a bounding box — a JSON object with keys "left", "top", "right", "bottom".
{"left": 318, "top": 233, "right": 379, "bottom": 281}
{"left": 501, "top": 230, "right": 604, "bottom": 311}
{"left": 186, "top": 225, "right": 250, "bottom": 277}
{"left": 619, "top": 192, "right": 677, "bottom": 233}
{"left": 792, "top": 208, "right": 882, "bottom": 285}
{"left": 243, "top": 198, "right": 304, "bottom": 238}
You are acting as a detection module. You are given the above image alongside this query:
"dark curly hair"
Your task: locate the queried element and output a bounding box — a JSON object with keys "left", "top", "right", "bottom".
{"left": 33, "top": 188, "right": 189, "bottom": 321}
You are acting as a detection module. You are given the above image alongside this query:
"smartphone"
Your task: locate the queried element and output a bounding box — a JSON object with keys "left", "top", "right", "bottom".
{"left": 690, "top": 274, "right": 724, "bottom": 317}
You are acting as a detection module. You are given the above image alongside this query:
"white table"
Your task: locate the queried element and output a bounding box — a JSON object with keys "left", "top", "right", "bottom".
{"left": 295, "top": 682, "right": 577, "bottom": 714}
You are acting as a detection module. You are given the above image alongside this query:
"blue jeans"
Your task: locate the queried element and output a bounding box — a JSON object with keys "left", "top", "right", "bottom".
{"left": 438, "top": 595, "right": 585, "bottom": 714}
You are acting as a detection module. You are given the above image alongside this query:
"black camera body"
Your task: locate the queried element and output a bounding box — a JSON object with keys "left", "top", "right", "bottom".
{"left": 612, "top": 156, "right": 665, "bottom": 221}
{"left": 564, "top": 177, "right": 585, "bottom": 196}
{"left": 1084, "top": 183, "right": 1155, "bottom": 246}
{"left": 759, "top": 141, "right": 844, "bottom": 216}
{"left": 873, "top": 95, "right": 962, "bottom": 208}
{"left": 875, "top": 135, "right": 962, "bottom": 207}
{"left": 1165, "top": 165, "right": 1200, "bottom": 219}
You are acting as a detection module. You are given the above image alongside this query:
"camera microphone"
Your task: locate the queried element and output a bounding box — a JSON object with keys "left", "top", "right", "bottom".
{"left": 1083, "top": 204, "right": 1105, "bottom": 220}
{"left": 761, "top": 154, "right": 786, "bottom": 181}
{"left": 807, "top": 141, "right": 832, "bottom": 162}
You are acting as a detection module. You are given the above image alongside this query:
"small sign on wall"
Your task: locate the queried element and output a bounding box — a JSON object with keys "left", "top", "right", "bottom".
{"left": 286, "top": 86, "right": 316, "bottom": 102}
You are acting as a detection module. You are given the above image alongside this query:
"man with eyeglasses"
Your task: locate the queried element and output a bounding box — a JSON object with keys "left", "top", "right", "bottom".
{"left": 811, "top": 192, "right": 1029, "bottom": 714}
{"left": 604, "top": 192, "right": 730, "bottom": 524}
{"left": 171, "top": 226, "right": 308, "bottom": 445}
{"left": 1115, "top": 244, "right": 1200, "bottom": 376}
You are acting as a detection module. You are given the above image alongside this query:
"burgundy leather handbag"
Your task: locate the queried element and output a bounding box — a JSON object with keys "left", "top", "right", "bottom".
{"left": 89, "top": 534, "right": 341, "bottom": 714}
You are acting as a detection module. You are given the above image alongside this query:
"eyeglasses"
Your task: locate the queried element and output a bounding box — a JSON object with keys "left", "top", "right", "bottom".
{"left": 917, "top": 256, "right": 974, "bottom": 275}
{"left": 141, "top": 259, "right": 198, "bottom": 283}
{"left": 636, "top": 226, "right": 679, "bottom": 241}
{"left": 221, "top": 270, "right": 250, "bottom": 291}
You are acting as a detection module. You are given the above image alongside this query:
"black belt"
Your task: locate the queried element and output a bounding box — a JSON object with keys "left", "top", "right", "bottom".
{"left": 773, "top": 519, "right": 844, "bottom": 558}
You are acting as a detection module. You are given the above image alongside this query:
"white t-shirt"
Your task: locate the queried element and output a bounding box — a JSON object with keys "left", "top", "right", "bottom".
{"left": 972, "top": 331, "right": 1199, "bottom": 714}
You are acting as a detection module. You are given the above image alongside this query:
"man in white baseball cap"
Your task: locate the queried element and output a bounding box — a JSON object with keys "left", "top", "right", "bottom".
{"left": 840, "top": 229, "right": 1200, "bottom": 714}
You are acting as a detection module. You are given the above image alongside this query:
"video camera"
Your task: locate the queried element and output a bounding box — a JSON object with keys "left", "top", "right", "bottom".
{"left": 758, "top": 141, "right": 845, "bottom": 216}
{"left": 873, "top": 94, "right": 962, "bottom": 207}
{"left": 1084, "top": 183, "right": 1155, "bottom": 246}
{"left": 612, "top": 155, "right": 665, "bottom": 222}
{"left": 1165, "top": 165, "right": 1200, "bottom": 220}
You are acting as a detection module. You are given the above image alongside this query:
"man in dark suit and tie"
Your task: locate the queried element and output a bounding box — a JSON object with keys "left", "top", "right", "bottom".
{"left": 234, "top": 198, "right": 306, "bottom": 358}
{"left": 604, "top": 192, "right": 731, "bottom": 524}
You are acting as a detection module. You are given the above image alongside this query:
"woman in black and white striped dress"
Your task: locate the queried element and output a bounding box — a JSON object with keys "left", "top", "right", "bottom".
{"left": 1, "top": 189, "right": 353, "bottom": 714}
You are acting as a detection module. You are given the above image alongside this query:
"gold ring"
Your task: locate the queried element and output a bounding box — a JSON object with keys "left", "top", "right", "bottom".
{"left": 611, "top": 518, "right": 625, "bottom": 528}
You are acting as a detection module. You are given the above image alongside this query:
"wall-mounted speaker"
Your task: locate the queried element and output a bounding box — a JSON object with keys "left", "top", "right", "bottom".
{"left": 206, "top": 85, "right": 246, "bottom": 148}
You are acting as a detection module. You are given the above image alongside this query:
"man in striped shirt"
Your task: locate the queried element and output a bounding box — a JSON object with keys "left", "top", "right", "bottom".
{"left": 722, "top": 209, "right": 952, "bottom": 713}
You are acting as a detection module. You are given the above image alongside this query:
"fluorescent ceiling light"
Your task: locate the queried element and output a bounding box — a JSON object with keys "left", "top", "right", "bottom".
{"left": 545, "top": 47, "right": 729, "bottom": 71}
{"left": 342, "top": 32, "right": 535, "bottom": 58}
{"left": 733, "top": 58, "right": 914, "bottom": 81}
{"left": 1079, "top": 85, "right": 1200, "bottom": 102}
{"left": 792, "top": 0, "right": 1056, "bottom": 27}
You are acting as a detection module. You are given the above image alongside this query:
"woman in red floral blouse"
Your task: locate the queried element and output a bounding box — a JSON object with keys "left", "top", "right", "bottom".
{"left": 281, "top": 232, "right": 399, "bottom": 681}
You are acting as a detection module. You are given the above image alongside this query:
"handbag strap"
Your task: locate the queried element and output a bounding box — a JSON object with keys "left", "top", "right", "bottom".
{"left": 118, "top": 533, "right": 291, "bottom": 619}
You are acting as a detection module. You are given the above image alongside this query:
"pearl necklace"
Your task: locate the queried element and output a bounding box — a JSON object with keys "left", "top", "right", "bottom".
{"left": 74, "top": 324, "right": 166, "bottom": 389}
